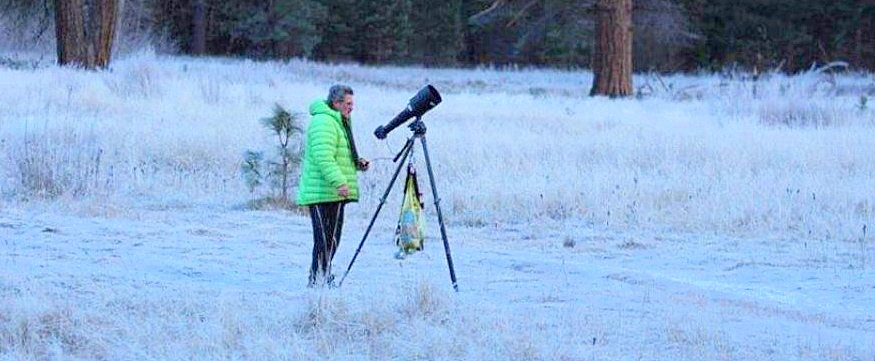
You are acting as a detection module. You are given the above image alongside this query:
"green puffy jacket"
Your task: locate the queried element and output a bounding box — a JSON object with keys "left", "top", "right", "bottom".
{"left": 296, "top": 99, "right": 359, "bottom": 206}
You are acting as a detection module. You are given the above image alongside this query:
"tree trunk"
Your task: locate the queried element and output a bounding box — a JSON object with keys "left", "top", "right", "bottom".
{"left": 55, "top": 0, "right": 87, "bottom": 66}
{"left": 590, "top": 0, "right": 633, "bottom": 97}
{"left": 93, "top": 0, "right": 121, "bottom": 68}
{"left": 191, "top": 0, "right": 207, "bottom": 55}
{"left": 54, "top": 0, "right": 121, "bottom": 69}
{"left": 853, "top": 27, "right": 862, "bottom": 70}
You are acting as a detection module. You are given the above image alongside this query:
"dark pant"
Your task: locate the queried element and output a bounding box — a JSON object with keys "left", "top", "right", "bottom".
{"left": 308, "top": 201, "right": 345, "bottom": 286}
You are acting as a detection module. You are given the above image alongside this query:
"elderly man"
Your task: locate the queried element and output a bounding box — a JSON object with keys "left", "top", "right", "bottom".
{"left": 297, "top": 85, "right": 370, "bottom": 287}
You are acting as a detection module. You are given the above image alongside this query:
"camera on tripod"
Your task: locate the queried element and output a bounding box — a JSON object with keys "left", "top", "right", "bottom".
{"left": 341, "top": 84, "right": 459, "bottom": 291}
{"left": 374, "top": 85, "right": 442, "bottom": 139}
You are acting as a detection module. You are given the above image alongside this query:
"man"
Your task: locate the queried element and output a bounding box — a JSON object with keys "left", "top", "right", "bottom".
{"left": 297, "top": 85, "right": 369, "bottom": 287}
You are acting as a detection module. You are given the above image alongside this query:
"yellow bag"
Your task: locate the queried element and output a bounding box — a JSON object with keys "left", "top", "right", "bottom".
{"left": 394, "top": 164, "right": 425, "bottom": 258}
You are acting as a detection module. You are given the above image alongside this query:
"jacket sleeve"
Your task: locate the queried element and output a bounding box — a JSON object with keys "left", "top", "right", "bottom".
{"left": 308, "top": 116, "right": 346, "bottom": 189}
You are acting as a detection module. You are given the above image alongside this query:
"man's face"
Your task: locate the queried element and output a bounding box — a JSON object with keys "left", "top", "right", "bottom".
{"left": 333, "top": 94, "right": 354, "bottom": 119}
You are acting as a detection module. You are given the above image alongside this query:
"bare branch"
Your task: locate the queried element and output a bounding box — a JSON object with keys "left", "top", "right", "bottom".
{"left": 506, "top": 0, "right": 539, "bottom": 27}
{"left": 469, "top": 0, "right": 511, "bottom": 26}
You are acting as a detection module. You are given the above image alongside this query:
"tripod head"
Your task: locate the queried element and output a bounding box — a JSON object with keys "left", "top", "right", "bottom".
{"left": 408, "top": 117, "right": 427, "bottom": 136}
{"left": 391, "top": 118, "right": 427, "bottom": 163}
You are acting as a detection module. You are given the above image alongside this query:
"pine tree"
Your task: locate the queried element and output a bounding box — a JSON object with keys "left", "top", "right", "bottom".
{"left": 313, "top": 0, "right": 359, "bottom": 61}
{"left": 357, "top": 0, "right": 413, "bottom": 63}
{"left": 242, "top": 105, "right": 304, "bottom": 208}
{"left": 216, "top": 0, "right": 325, "bottom": 58}
{"left": 408, "top": 0, "right": 464, "bottom": 65}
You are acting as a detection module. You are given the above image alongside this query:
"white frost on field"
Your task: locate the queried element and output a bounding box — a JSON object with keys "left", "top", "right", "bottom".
{"left": 1, "top": 52, "right": 874, "bottom": 359}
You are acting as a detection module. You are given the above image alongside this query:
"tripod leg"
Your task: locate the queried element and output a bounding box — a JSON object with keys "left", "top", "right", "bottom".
{"left": 418, "top": 136, "right": 459, "bottom": 292}
{"left": 338, "top": 137, "right": 415, "bottom": 287}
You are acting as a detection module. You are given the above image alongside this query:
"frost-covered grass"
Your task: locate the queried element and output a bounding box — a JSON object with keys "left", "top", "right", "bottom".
{"left": 1, "top": 51, "right": 874, "bottom": 243}
{"left": 2, "top": 207, "right": 872, "bottom": 360}
{"left": 1, "top": 281, "right": 591, "bottom": 361}
{"left": 2, "top": 50, "right": 875, "bottom": 361}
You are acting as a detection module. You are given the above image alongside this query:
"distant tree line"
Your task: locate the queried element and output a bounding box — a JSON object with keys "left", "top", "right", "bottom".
{"left": 2, "top": 0, "right": 874, "bottom": 72}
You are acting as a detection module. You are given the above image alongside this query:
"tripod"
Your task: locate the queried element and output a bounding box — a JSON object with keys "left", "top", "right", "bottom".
{"left": 338, "top": 118, "right": 459, "bottom": 291}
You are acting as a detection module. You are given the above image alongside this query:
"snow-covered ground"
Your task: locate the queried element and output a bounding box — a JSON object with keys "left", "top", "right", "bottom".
{"left": 2, "top": 206, "right": 873, "bottom": 360}
{"left": 1, "top": 52, "right": 874, "bottom": 359}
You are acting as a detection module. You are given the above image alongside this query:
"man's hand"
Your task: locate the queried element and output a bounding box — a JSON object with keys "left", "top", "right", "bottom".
{"left": 356, "top": 158, "right": 370, "bottom": 171}
{"left": 337, "top": 184, "right": 350, "bottom": 198}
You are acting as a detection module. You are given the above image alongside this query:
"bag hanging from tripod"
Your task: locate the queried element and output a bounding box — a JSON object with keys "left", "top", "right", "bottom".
{"left": 394, "top": 163, "right": 425, "bottom": 259}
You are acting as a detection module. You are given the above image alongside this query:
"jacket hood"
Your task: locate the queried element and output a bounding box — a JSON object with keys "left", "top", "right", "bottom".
{"left": 309, "top": 99, "right": 341, "bottom": 120}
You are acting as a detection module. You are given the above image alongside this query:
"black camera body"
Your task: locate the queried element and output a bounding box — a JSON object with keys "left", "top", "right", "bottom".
{"left": 374, "top": 85, "right": 442, "bottom": 139}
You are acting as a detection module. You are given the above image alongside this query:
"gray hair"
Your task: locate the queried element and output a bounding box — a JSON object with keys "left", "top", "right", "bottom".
{"left": 327, "top": 84, "right": 354, "bottom": 107}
